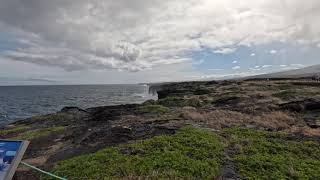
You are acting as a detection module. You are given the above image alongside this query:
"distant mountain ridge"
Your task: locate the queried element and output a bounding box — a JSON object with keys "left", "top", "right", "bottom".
{"left": 248, "top": 64, "right": 320, "bottom": 79}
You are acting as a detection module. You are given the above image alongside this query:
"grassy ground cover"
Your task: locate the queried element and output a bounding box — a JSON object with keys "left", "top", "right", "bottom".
{"left": 138, "top": 105, "right": 170, "bottom": 114}
{"left": 48, "top": 126, "right": 224, "bottom": 180}
{"left": 45, "top": 126, "right": 320, "bottom": 180}
{"left": 14, "top": 126, "right": 66, "bottom": 140}
{"left": 224, "top": 128, "right": 320, "bottom": 180}
{"left": 0, "top": 125, "right": 30, "bottom": 136}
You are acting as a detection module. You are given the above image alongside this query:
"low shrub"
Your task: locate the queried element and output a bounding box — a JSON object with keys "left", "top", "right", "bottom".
{"left": 0, "top": 125, "right": 30, "bottom": 137}
{"left": 49, "top": 126, "right": 224, "bottom": 180}
{"left": 14, "top": 126, "right": 66, "bottom": 140}
{"left": 158, "top": 96, "right": 203, "bottom": 107}
{"left": 31, "top": 113, "right": 73, "bottom": 122}
{"left": 138, "top": 105, "right": 170, "bottom": 114}
{"left": 273, "top": 89, "right": 304, "bottom": 100}
{"left": 158, "top": 96, "right": 183, "bottom": 107}
{"left": 211, "top": 95, "right": 243, "bottom": 105}
{"left": 193, "top": 88, "right": 212, "bottom": 95}
{"left": 224, "top": 128, "right": 320, "bottom": 180}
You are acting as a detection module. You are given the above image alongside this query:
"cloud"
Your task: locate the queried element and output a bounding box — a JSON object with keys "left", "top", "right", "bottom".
{"left": 262, "top": 65, "right": 272, "bottom": 68}
{"left": 232, "top": 60, "right": 238, "bottom": 64}
{"left": 270, "top": 50, "right": 277, "bottom": 54}
{"left": 232, "top": 66, "right": 241, "bottom": 70}
{"left": 0, "top": 0, "right": 320, "bottom": 73}
{"left": 197, "top": 71, "right": 261, "bottom": 80}
{"left": 213, "top": 48, "right": 236, "bottom": 54}
{"left": 249, "top": 67, "right": 261, "bottom": 71}
{"left": 280, "top": 63, "right": 306, "bottom": 70}
{"left": 290, "top": 64, "right": 305, "bottom": 68}
{"left": 208, "top": 68, "right": 223, "bottom": 71}
{"left": 192, "top": 59, "right": 204, "bottom": 65}
{"left": 250, "top": 53, "right": 256, "bottom": 56}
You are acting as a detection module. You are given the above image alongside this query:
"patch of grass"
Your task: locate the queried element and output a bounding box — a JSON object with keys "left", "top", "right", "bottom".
{"left": 141, "top": 99, "right": 157, "bottom": 106}
{"left": 277, "top": 84, "right": 295, "bottom": 90}
{"left": 183, "top": 98, "right": 203, "bottom": 107}
{"left": 158, "top": 96, "right": 183, "bottom": 107}
{"left": 154, "top": 114, "right": 181, "bottom": 124}
{"left": 193, "top": 88, "right": 212, "bottom": 95}
{"left": 255, "top": 84, "right": 276, "bottom": 91}
{"left": 14, "top": 126, "right": 66, "bottom": 140}
{"left": 316, "top": 117, "right": 320, "bottom": 126}
{"left": 273, "top": 89, "right": 304, "bottom": 100}
{"left": 158, "top": 96, "right": 203, "bottom": 107}
{"left": 138, "top": 105, "right": 170, "bottom": 114}
{"left": 49, "top": 126, "right": 224, "bottom": 180}
{"left": 211, "top": 95, "right": 243, "bottom": 105}
{"left": 31, "top": 113, "right": 73, "bottom": 122}
{"left": 0, "top": 125, "right": 30, "bottom": 136}
{"left": 224, "top": 128, "right": 320, "bottom": 180}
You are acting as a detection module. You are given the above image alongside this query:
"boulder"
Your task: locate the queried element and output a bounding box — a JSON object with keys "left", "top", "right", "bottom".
{"left": 280, "top": 99, "right": 320, "bottom": 112}
{"left": 279, "top": 102, "right": 305, "bottom": 112}
{"left": 305, "top": 101, "right": 320, "bottom": 111}
{"left": 60, "top": 106, "right": 88, "bottom": 113}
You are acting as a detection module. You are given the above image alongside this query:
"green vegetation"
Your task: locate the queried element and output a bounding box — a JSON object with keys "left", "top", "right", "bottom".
{"left": 251, "top": 83, "right": 275, "bottom": 91}
{"left": 211, "top": 95, "right": 242, "bottom": 105}
{"left": 158, "top": 96, "right": 203, "bottom": 107}
{"left": 277, "top": 84, "right": 295, "bottom": 90}
{"left": 49, "top": 126, "right": 224, "bottom": 180}
{"left": 273, "top": 89, "right": 304, "bottom": 100}
{"left": 138, "top": 105, "right": 170, "bottom": 114}
{"left": 193, "top": 88, "right": 212, "bottom": 95}
{"left": 153, "top": 114, "right": 181, "bottom": 124}
{"left": 0, "top": 125, "right": 30, "bottom": 136}
{"left": 158, "top": 96, "right": 183, "bottom": 107}
{"left": 31, "top": 113, "right": 73, "bottom": 122}
{"left": 141, "top": 99, "right": 157, "bottom": 106}
{"left": 224, "top": 128, "right": 320, "bottom": 180}
{"left": 14, "top": 126, "right": 66, "bottom": 140}
{"left": 316, "top": 117, "right": 320, "bottom": 126}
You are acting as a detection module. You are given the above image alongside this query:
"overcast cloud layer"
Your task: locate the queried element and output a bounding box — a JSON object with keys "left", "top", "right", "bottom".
{"left": 0, "top": 0, "right": 320, "bottom": 84}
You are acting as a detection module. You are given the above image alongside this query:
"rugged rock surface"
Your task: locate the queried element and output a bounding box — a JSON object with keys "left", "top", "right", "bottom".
{"left": 280, "top": 99, "right": 320, "bottom": 112}
{"left": 1, "top": 79, "right": 320, "bottom": 179}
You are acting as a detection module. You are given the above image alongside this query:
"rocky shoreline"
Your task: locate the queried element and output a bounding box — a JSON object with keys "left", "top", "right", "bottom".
{"left": 1, "top": 79, "right": 320, "bottom": 179}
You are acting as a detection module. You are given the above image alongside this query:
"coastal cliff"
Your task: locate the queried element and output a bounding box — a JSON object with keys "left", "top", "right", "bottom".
{"left": 1, "top": 79, "right": 320, "bottom": 179}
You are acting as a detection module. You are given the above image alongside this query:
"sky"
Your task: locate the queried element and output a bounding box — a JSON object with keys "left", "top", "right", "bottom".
{"left": 0, "top": 0, "right": 320, "bottom": 85}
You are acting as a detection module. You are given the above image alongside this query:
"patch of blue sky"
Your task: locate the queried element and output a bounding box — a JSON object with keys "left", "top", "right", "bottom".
{"left": 190, "top": 45, "right": 259, "bottom": 74}
{"left": 0, "top": 32, "right": 29, "bottom": 53}
{"left": 0, "top": 39, "right": 15, "bottom": 52}
{"left": 189, "top": 42, "right": 320, "bottom": 75}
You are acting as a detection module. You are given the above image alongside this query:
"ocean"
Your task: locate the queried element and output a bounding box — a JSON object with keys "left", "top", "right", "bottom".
{"left": 0, "top": 84, "right": 156, "bottom": 126}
